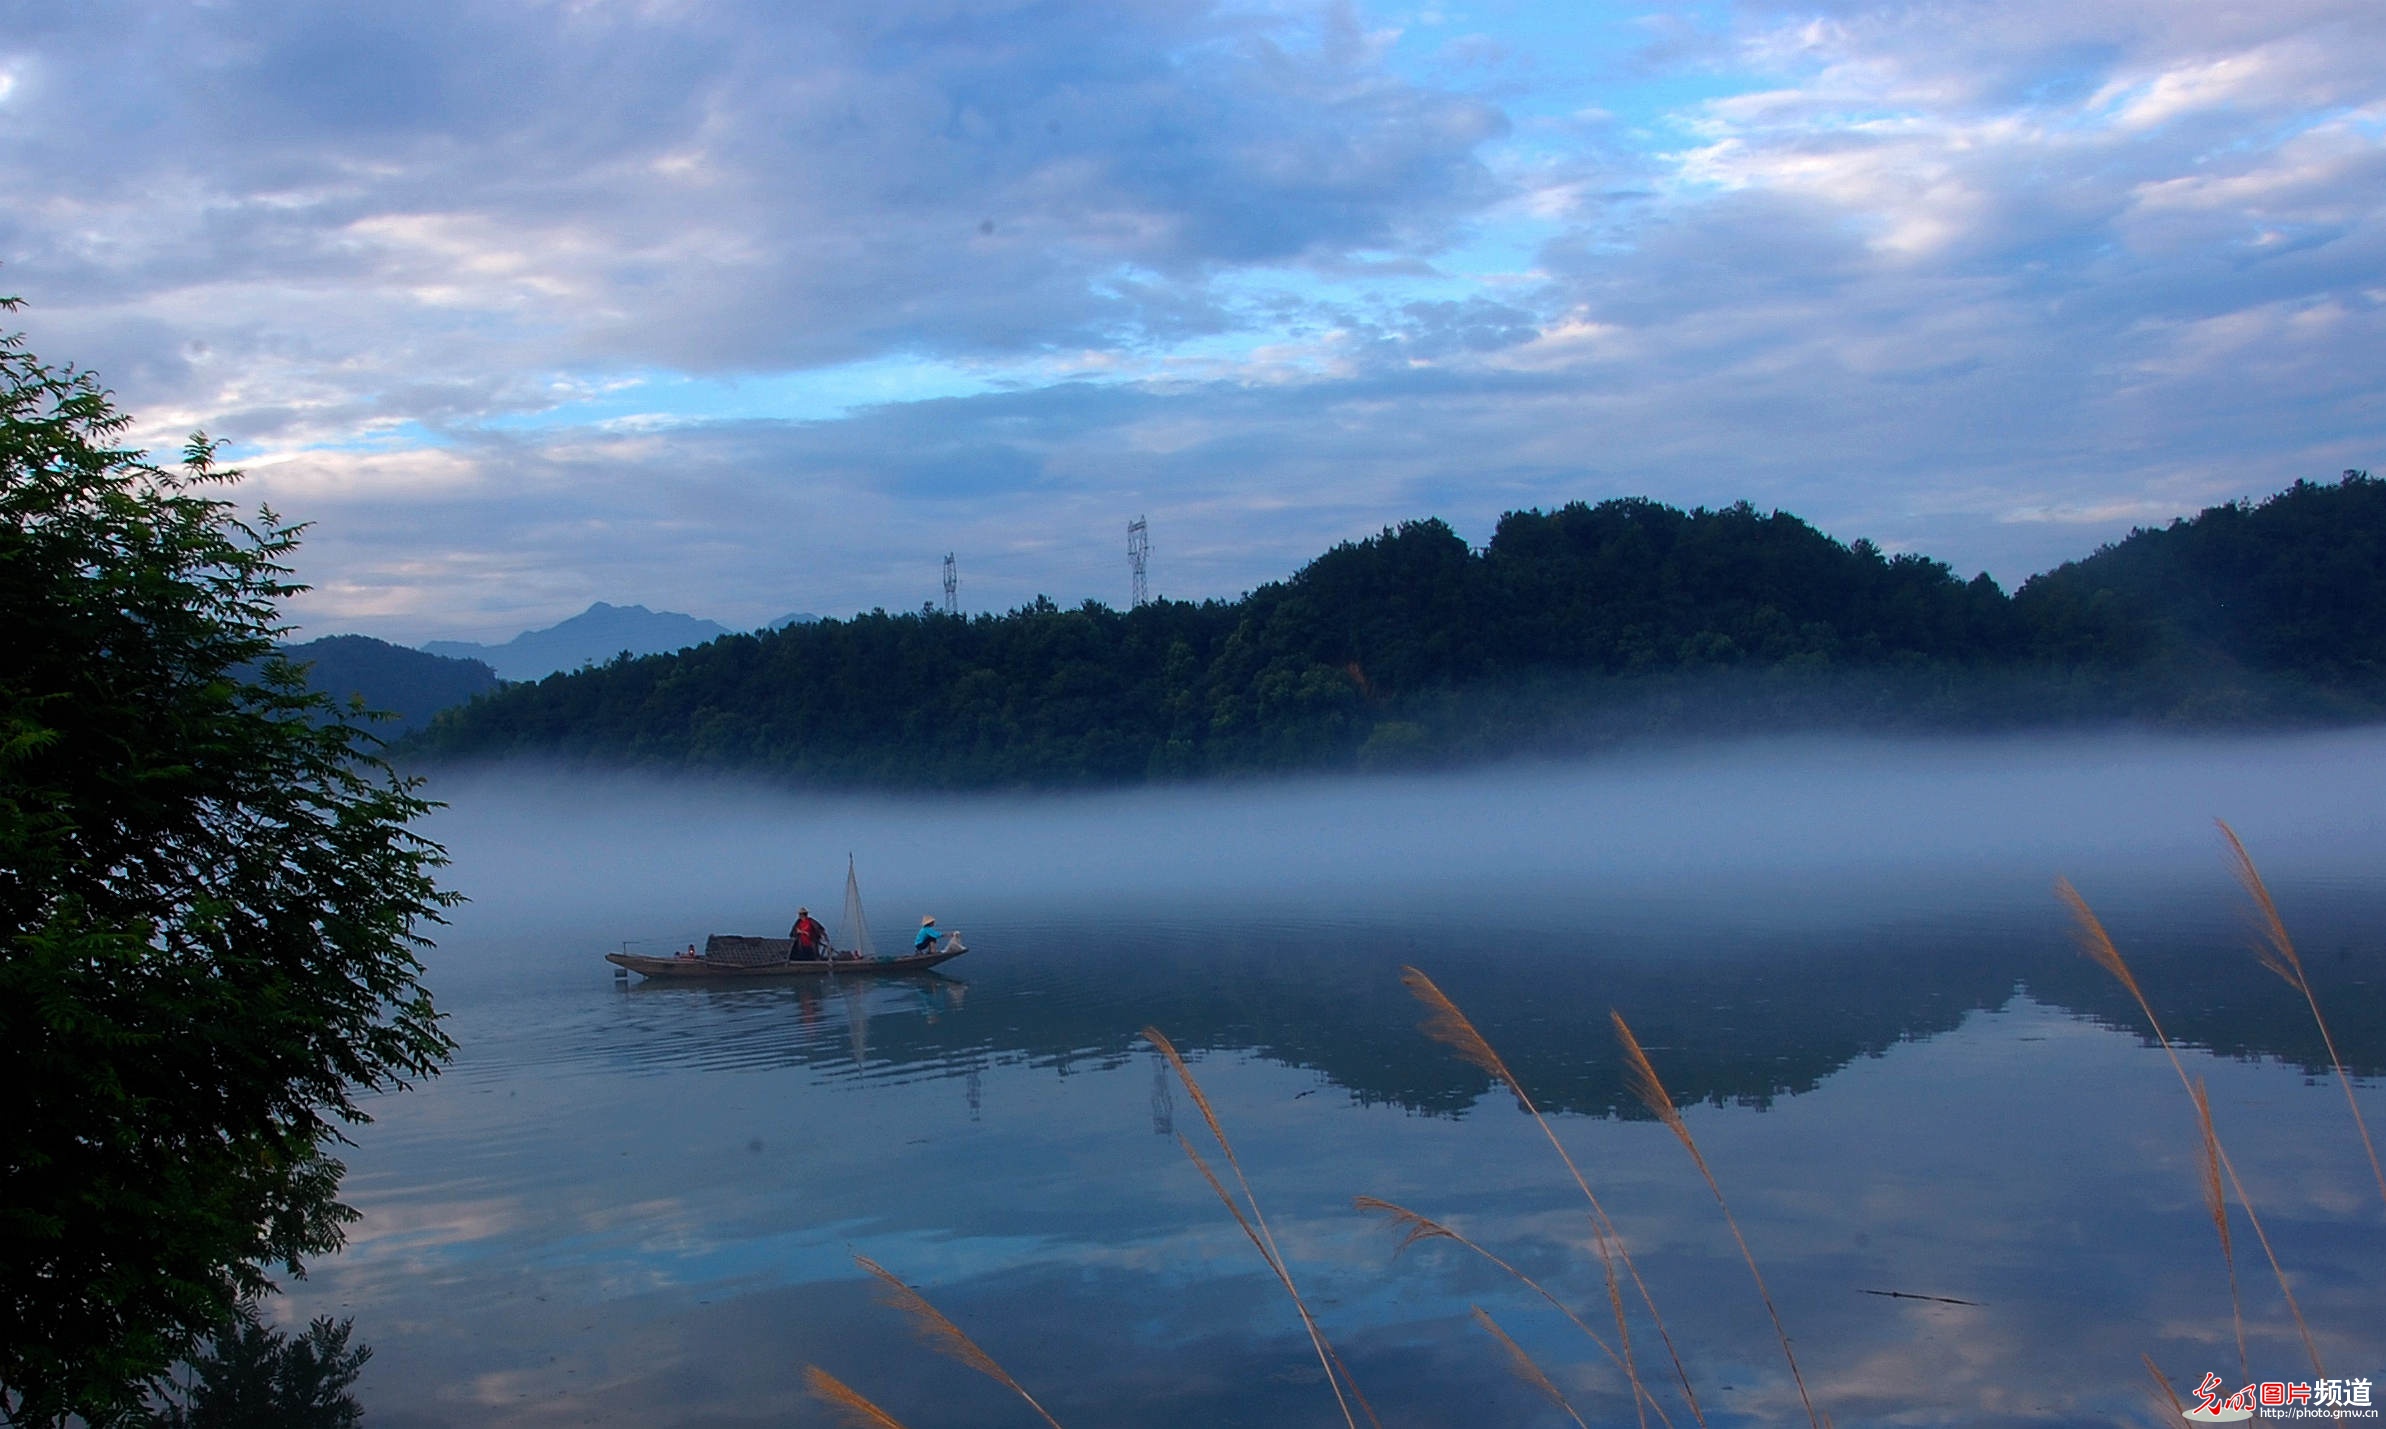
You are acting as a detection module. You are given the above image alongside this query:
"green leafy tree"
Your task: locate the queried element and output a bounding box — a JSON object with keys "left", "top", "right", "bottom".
{"left": 0, "top": 306, "right": 455, "bottom": 1426}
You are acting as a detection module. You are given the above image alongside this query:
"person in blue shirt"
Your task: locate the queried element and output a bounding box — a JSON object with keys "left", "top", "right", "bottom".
{"left": 914, "top": 916, "right": 943, "bottom": 951}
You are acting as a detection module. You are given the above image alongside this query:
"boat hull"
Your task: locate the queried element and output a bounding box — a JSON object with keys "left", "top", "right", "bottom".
{"left": 605, "top": 945, "right": 967, "bottom": 979}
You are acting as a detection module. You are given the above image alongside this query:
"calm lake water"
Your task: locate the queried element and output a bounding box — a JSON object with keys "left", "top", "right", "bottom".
{"left": 283, "top": 733, "right": 2386, "bottom": 1427}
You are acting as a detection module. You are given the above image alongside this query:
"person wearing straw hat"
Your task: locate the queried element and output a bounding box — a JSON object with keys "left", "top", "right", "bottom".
{"left": 913, "top": 915, "right": 943, "bottom": 952}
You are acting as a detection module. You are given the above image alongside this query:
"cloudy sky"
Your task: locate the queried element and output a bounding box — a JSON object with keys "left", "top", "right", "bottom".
{"left": 4, "top": 0, "right": 2381, "bottom": 642}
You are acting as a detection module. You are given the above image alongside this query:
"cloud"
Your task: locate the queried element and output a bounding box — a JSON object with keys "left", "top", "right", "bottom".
{"left": 1, "top": 0, "right": 1502, "bottom": 408}
{"left": 3, "top": 0, "right": 2382, "bottom": 640}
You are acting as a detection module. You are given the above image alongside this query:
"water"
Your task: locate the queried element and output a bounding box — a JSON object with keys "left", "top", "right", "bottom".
{"left": 283, "top": 733, "right": 2386, "bottom": 1426}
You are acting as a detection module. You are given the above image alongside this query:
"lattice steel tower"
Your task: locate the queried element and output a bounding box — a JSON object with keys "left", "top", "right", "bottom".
{"left": 1127, "top": 516, "right": 1150, "bottom": 607}
{"left": 941, "top": 552, "right": 957, "bottom": 616}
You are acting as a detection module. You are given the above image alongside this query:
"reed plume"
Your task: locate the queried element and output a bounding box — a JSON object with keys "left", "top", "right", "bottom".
{"left": 854, "top": 1254, "right": 1064, "bottom": 1429}
{"left": 1400, "top": 966, "right": 1709, "bottom": 1429}
{"left": 1473, "top": 1305, "right": 1590, "bottom": 1429}
{"left": 803, "top": 1366, "right": 913, "bottom": 1429}
{"left": 2217, "top": 820, "right": 2386, "bottom": 1210}
{"left": 1143, "top": 1027, "right": 1378, "bottom": 1429}
{"left": 2191, "top": 1078, "right": 2247, "bottom": 1380}
{"left": 2057, "top": 877, "right": 2326, "bottom": 1379}
{"left": 1354, "top": 1195, "right": 1676, "bottom": 1429}
{"left": 1613, "top": 1011, "right": 1821, "bottom": 1429}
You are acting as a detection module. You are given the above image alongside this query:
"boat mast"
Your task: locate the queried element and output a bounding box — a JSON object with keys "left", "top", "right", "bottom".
{"left": 841, "top": 853, "right": 877, "bottom": 959}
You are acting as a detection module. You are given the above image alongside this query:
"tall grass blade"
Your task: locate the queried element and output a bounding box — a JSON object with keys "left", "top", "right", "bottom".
{"left": 1402, "top": 966, "right": 1703, "bottom": 1429}
{"left": 1354, "top": 1196, "right": 1676, "bottom": 1429}
{"left": 1613, "top": 1011, "right": 1821, "bottom": 1429}
{"left": 2191, "top": 1079, "right": 2248, "bottom": 1380}
{"left": 854, "top": 1255, "right": 1064, "bottom": 1429}
{"left": 2217, "top": 820, "right": 2386, "bottom": 1210}
{"left": 1473, "top": 1306, "right": 1591, "bottom": 1429}
{"left": 2057, "top": 877, "right": 2327, "bottom": 1379}
{"left": 1144, "top": 1028, "right": 1377, "bottom": 1429}
{"left": 804, "top": 1366, "right": 913, "bottom": 1429}
{"left": 2142, "top": 1356, "right": 2184, "bottom": 1421}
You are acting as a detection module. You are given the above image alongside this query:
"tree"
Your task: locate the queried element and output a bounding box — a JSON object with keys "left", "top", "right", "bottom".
{"left": 149, "top": 1304, "right": 369, "bottom": 1429}
{"left": 0, "top": 305, "right": 455, "bottom": 1425}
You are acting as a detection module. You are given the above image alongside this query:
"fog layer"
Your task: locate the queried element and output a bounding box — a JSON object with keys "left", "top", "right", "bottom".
{"left": 423, "top": 729, "right": 2386, "bottom": 957}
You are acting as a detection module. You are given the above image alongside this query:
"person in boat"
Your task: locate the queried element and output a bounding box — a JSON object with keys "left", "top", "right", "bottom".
{"left": 789, "top": 907, "right": 826, "bottom": 960}
{"left": 914, "top": 916, "right": 943, "bottom": 952}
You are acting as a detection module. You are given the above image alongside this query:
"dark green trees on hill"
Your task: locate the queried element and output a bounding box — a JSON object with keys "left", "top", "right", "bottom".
{"left": 278, "top": 634, "right": 500, "bottom": 735}
{"left": 2016, "top": 474, "right": 2386, "bottom": 691}
{"left": 408, "top": 473, "right": 2386, "bottom": 787}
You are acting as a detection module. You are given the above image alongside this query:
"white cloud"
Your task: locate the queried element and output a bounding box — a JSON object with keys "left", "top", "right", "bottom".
{"left": 2, "top": 0, "right": 2381, "bottom": 639}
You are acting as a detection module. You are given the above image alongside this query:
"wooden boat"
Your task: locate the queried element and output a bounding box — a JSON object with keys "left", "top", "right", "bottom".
{"left": 605, "top": 856, "right": 966, "bottom": 980}
{"left": 607, "top": 933, "right": 966, "bottom": 980}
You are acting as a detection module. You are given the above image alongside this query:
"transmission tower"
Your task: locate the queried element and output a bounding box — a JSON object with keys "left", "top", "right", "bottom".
{"left": 941, "top": 552, "right": 957, "bottom": 616}
{"left": 1127, "top": 516, "right": 1150, "bottom": 607}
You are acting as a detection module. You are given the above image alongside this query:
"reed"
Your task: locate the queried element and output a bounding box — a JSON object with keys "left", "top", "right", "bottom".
{"left": 2142, "top": 1355, "right": 2184, "bottom": 1421}
{"left": 1143, "top": 1026, "right": 1379, "bottom": 1429}
{"left": 803, "top": 1365, "right": 914, "bottom": 1429}
{"left": 2217, "top": 820, "right": 2386, "bottom": 1211}
{"left": 1612, "top": 1010, "right": 1822, "bottom": 1429}
{"left": 1401, "top": 966, "right": 1704, "bottom": 1429}
{"left": 853, "top": 1254, "right": 1066, "bottom": 1429}
{"left": 2056, "top": 877, "right": 2327, "bottom": 1379}
{"left": 1473, "top": 1305, "right": 1591, "bottom": 1429}
{"left": 2190, "top": 1078, "right": 2248, "bottom": 1380}
{"left": 1353, "top": 1195, "right": 1676, "bottom": 1429}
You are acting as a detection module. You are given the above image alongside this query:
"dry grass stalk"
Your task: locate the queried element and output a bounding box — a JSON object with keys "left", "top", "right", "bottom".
{"left": 1183, "top": 1126, "right": 1382, "bottom": 1419}
{"left": 1401, "top": 967, "right": 1704, "bottom": 1429}
{"left": 2057, "top": 877, "right": 2327, "bottom": 1380}
{"left": 2217, "top": 820, "right": 2386, "bottom": 1210}
{"left": 1182, "top": 1135, "right": 1272, "bottom": 1266}
{"left": 854, "top": 1254, "right": 1064, "bottom": 1429}
{"left": 1613, "top": 1011, "right": 1822, "bottom": 1429}
{"left": 1353, "top": 1195, "right": 1676, "bottom": 1429}
{"left": 803, "top": 1365, "right": 913, "bottom": 1429}
{"left": 1143, "top": 1027, "right": 1379, "bottom": 1429}
{"left": 1473, "top": 1305, "right": 1591, "bottom": 1429}
{"left": 2142, "top": 1356, "right": 2184, "bottom": 1422}
{"left": 2191, "top": 1078, "right": 2248, "bottom": 1380}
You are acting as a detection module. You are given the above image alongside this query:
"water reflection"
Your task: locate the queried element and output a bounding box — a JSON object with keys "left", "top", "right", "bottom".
{"left": 561, "top": 888, "right": 2384, "bottom": 1118}
{"left": 282, "top": 741, "right": 2386, "bottom": 1427}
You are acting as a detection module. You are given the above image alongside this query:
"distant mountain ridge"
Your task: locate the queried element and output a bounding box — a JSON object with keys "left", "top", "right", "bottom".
{"left": 424, "top": 602, "right": 734, "bottom": 681}
{"left": 276, "top": 635, "right": 501, "bottom": 735}
{"left": 405, "top": 474, "right": 2386, "bottom": 787}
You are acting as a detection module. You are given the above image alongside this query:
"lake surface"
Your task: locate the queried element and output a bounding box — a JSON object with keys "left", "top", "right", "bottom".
{"left": 283, "top": 733, "right": 2386, "bottom": 1427}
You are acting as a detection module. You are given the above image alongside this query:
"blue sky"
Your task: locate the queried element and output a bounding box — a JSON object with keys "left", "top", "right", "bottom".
{"left": 3, "top": 0, "right": 2381, "bottom": 641}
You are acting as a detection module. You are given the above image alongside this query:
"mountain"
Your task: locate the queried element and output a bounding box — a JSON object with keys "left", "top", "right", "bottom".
{"left": 422, "top": 602, "right": 731, "bottom": 681}
{"left": 279, "top": 635, "right": 501, "bottom": 735}
{"left": 403, "top": 473, "right": 2386, "bottom": 786}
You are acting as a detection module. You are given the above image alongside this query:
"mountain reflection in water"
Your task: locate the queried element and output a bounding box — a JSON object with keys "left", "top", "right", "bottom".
{"left": 566, "top": 888, "right": 2384, "bottom": 1118}
{"left": 298, "top": 737, "right": 2386, "bottom": 1428}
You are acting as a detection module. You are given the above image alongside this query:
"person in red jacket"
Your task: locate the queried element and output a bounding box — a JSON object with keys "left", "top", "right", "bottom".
{"left": 789, "top": 907, "right": 827, "bottom": 960}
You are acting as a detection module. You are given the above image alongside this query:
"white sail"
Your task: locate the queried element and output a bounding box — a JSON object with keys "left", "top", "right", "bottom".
{"left": 841, "top": 855, "right": 876, "bottom": 960}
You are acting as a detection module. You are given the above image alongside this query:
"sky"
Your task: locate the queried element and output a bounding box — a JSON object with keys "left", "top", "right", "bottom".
{"left": 3, "top": 0, "right": 2382, "bottom": 643}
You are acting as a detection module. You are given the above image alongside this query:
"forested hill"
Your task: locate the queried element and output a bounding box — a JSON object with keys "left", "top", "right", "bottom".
{"left": 278, "top": 635, "right": 500, "bottom": 735}
{"left": 405, "top": 473, "right": 2386, "bottom": 786}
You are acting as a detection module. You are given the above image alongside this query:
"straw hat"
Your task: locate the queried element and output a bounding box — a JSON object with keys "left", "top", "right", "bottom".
{"left": 921, "top": 915, "right": 937, "bottom": 926}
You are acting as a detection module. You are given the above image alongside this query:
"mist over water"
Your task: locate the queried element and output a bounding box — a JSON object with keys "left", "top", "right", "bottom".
{"left": 431, "top": 727, "right": 2386, "bottom": 944}
{"left": 305, "top": 731, "right": 2386, "bottom": 1427}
